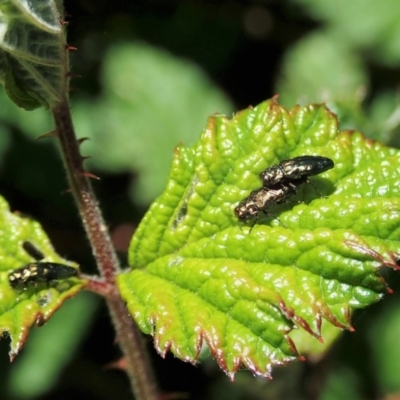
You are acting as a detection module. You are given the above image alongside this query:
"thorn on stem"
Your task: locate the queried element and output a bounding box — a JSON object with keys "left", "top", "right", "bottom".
{"left": 36, "top": 130, "right": 58, "bottom": 140}
{"left": 104, "top": 357, "right": 127, "bottom": 371}
{"left": 82, "top": 171, "right": 100, "bottom": 180}
{"left": 66, "top": 45, "right": 77, "bottom": 51}
{"left": 78, "top": 137, "right": 89, "bottom": 145}
{"left": 61, "top": 188, "right": 73, "bottom": 195}
{"left": 67, "top": 72, "right": 81, "bottom": 79}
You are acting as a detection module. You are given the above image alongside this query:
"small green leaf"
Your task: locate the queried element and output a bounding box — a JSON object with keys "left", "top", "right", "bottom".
{"left": 118, "top": 99, "right": 400, "bottom": 377}
{"left": 0, "top": 0, "right": 68, "bottom": 110}
{"left": 0, "top": 196, "right": 85, "bottom": 360}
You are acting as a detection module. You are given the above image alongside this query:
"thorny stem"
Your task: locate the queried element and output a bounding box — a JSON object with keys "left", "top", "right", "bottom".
{"left": 52, "top": 96, "right": 158, "bottom": 400}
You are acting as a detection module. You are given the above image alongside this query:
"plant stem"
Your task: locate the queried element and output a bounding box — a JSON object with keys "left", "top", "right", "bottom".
{"left": 52, "top": 96, "right": 158, "bottom": 400}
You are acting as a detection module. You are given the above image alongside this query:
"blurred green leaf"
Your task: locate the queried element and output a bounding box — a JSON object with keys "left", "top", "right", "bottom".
{"left": 276, "top": 32, "right": 367, "bottom": 108}
{"left": 73, "top": 41, "right": 233, "bottom": 205}
{"left": 118, "top": 99, "right": 400, "bottom": 378}
{"left": 291, "top": 0, "right": 400, "bottom": 66}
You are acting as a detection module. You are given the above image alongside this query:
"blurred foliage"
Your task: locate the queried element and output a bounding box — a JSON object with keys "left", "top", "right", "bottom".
{"left": 279, "top": 0, "right": 400, "bottom": 144}
{"left": 0, "top": 0, "right": 400, "bottom": 399}
{"left": 73, "top": 42, "right": 233, "bottom": 205}
{"left": 292, "top": 0, "right": 400, "bottom": 66}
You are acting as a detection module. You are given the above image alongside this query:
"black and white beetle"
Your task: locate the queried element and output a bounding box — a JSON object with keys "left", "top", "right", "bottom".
{"left": 259, "top": 156, "right": 334, "bottom": 188}
{"left": 234, "top": 155, "right": 334, "bottom": 229}
{"left": 8, "top": 241, "right": 78, "bottom": 289}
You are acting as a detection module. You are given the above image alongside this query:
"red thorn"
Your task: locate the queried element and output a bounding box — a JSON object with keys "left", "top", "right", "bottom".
{"left": 67, "top": 72, "right": 81, "bottom": 78}
{"left": 36, "top": 130, "right": 57, "bottom": 140}
{"left": 60, "top": 20, "right": 68, "bottom": 26}
{"left": 66, "top": 45, "right": 77, "bottom": 51}
{"left": 387, "top": 287, "right": 394, "bottom": 294}
{"left": 104, "top": 357, "right": 127, "bottom": 371}
{"left": 299, "top": 355, "right": 306, "bottom": 362}
{"left": 317, "top": 336, "right": 324, "bottom": 344}
{"left": 78, "top": 137, "right": 89, "bottom": 145}
{"left": 82, "top": 171, "right": 100, "bottom": 180}
{"left": 349, "top": 326, "right": 355, "bottom": 332}
{"left": 61, "top": 188, "right": 73, "bottom": 195}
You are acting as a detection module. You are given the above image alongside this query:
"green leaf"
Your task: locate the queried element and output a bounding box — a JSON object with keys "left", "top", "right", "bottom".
{"left": 0, "top": 196, "right": 86, "bottom": 360}
{"left": 0, "top": 0, "right": 68, "bottom": 110}
{"left": 118, "top": 99, "right": 400, "bottom": 378}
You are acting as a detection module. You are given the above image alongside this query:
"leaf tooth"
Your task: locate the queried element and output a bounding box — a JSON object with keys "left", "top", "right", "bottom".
{"left": 278, "top": 299, "right": 322, "bottom": 341}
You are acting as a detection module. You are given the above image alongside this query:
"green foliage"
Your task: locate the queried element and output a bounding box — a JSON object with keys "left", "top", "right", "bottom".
{"left": 277, "top": 32, "right": 367, "bottom": 110}
{"left": 292, "top": 0, "right": 400, "bottom": 65}
{"left": 118, "top": 98, "right": 400, "bottom": 377}
{"left": 73, "top": 42, "right": 233, "bottom": 205}
{"left": 0, "top": 196, "right": 85, "bottom": 359}
{"left": 280, "top": 0, "right": 400, "bottom": 144}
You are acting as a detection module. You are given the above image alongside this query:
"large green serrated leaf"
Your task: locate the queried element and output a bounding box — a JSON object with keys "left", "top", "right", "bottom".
{"left": 118, "top": 99, "right": 400, "bottom": 378}
{"left": 0, "top": 0, "right": 67, "bottom": 110}
{"left": 0, "top": 196, "right": 85, "bottom": 360}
